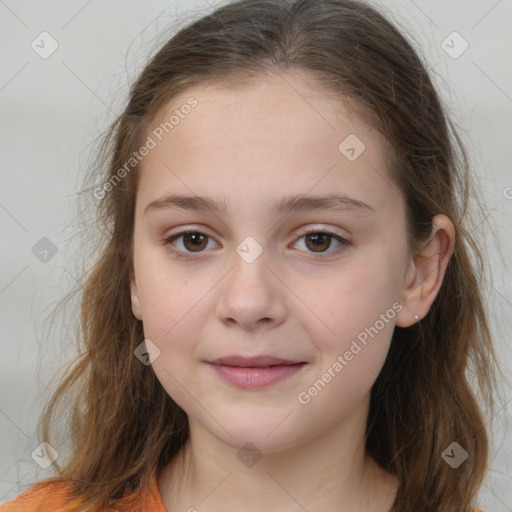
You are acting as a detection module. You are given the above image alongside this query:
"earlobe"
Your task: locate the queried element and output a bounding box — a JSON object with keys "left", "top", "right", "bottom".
{"left": 130, "top": 272, "right": 143, "bottom": 321}
{"left": 395, "top": 214, "right": 455, "bottom": 328}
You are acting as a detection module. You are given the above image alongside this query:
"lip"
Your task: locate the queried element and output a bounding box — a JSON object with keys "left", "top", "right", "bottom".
{"left": 207, "top": 355, "right": 307, "bottom": 388}
{"left": 210, "top": 355, "right": 302, "bottom": 367}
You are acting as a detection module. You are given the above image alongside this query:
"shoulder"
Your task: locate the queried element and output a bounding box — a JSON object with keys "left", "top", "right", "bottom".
{"left": 388, "top": 509, "right": 486, "bottom": 512}
{"left": 0, "top": 474, "right": 166, "bottom": 512}
{"left": 0, "top": 478, "right": 81, "bottom": 512}
{"left": 388, "top": 508, "right": 486, "bottom": 512}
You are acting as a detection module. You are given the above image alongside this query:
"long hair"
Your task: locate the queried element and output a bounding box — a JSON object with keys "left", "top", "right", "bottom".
{"left": 32, "top": 1, "right": 498, "bottom": 510}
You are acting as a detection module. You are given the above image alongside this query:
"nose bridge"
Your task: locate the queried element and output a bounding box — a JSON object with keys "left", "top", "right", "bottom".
{"left": 232, "top": 239, "right": 270, "bottom": 288}
{"left": 215, "top": 237, "right": 286, "bottom": 328}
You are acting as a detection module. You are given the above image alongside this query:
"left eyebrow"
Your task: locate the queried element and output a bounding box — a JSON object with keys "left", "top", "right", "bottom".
{"left": 143, "top": 193, "right": 376, "bottom": 216}
{"left": 273, "top": 193, "right": 376, "bottom": 215}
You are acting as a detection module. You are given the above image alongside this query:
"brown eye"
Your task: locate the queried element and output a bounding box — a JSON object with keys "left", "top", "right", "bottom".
{"left": 304, "top": 233, "right": 332, "bottom": 252}
{"left": 164, "top": 230, "right": 218, "bottom": 258}
{"left": 182, "top": 232, "right": 208, "bottom": 252}
{"left": 292, "top": 229, "right": 350, "bottom": 257}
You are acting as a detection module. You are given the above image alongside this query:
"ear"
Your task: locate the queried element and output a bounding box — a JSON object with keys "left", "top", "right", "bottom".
{"left": 130, "top": 271, "right": 143, "bottom": 321}
{"left": 395, "top": 214, "right": 455, "bottom": 328}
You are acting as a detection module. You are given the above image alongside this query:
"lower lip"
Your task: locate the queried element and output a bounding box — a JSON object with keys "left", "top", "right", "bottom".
{"left": 208, "top": 363, "right": 306, "bottom": 388}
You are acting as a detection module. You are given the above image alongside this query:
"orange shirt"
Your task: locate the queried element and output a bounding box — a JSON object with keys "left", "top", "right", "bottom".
{"left": 0, "top": 474, "right": 165, "bottom": 512}
{"left": 0, "top": 476, "right": 486, "bottom": 512}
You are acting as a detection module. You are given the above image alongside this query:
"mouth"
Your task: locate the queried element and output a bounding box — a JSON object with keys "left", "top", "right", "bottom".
{"left": 207, "top": 355, "right": 307, "bottom": 388}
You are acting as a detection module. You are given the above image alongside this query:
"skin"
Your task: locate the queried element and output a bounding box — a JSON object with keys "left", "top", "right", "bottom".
{"left": 130, "top": 70, "right": 455, "bottom": 512}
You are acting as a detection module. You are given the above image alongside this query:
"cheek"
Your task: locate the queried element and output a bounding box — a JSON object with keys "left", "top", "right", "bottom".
{"left": 140, "top": 281, "right": 202, "bottom": 347}
{"left": 298, "top": 290, "right": 396, "bottom": 419}
{"left": 300, "top": 250, "right": 402, "bottom": 377}
{"left": 137, "top": 274, "right": 207, "bottom": 408}
{"left": 134, "top": 247, "right": 201, "bottom": 338}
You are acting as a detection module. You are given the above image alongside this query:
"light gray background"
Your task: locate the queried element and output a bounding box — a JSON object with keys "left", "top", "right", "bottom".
{"left": 1, "top": 0, "right": 511, "bottom": 508}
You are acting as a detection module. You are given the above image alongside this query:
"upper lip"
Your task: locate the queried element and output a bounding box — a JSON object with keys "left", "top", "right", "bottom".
{"left": 209, "top": 356, "right": 304, "bottom": 367}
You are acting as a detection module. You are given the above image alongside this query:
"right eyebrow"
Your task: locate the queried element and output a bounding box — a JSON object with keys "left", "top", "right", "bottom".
{"left": 144, "top": 194, "right": 228, "bottom": 215}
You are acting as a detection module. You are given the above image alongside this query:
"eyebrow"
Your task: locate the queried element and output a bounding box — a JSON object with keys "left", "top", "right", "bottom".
{"left": 144, "top": 193, "right": 376, "bottom": 216}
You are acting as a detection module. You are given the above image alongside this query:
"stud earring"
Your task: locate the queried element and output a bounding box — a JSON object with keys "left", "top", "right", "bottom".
{"left": 414, "top": 315, "right": 419, "bottom": 320}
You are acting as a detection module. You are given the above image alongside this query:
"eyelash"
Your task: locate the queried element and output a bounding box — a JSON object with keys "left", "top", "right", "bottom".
{"left": 163, "top": 228, "right": 351, "bottom": 260}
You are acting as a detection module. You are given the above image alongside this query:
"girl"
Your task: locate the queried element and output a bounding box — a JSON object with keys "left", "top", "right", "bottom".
{"left": 0, "top": 0, "right": 498, "bottom": 510}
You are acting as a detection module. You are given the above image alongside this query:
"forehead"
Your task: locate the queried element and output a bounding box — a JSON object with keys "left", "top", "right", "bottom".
{"left": 150, "top": 71, "right": 378, "bottom": 150}
{"left": 138, "top": 71, "right": 401, "bottom": 216}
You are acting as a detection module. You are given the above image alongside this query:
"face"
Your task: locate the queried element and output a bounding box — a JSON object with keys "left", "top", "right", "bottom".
{"left": 130, "top": 71, "right": 411, "bottom": 452}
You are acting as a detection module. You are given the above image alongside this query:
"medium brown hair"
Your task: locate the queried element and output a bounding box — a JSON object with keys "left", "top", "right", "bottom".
{"left": 33, "top": 1, "right": 498, "bottom": 510}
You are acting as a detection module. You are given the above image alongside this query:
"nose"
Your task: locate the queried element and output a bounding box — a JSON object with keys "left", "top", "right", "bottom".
{"left": 215, "top": 247, "right": 287, "bottom": 331}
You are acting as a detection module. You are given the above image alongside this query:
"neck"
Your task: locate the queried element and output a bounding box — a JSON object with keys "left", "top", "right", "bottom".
{"left": 158, "top": 397, "right": 398, "bottom": 512}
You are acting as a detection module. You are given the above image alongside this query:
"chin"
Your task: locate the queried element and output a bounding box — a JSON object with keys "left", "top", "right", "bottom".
{"left": 203, "top": 413, "right": 308, "bottom": 454}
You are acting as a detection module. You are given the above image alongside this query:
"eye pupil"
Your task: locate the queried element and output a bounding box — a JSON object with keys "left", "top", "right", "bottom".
{"left": 184, "top": 232, "right": 207, "bottom": 251}
{"left": 306, "top": 233, "right": 331, "bottom": 252}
